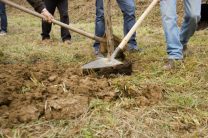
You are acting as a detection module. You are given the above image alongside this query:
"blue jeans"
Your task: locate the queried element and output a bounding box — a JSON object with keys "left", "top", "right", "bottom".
{"left": 160, "top": 0, "right": 201, "bottom": 59}
{"left": 94, "top": 0, "right": 138, "bottom": 51}
{"left": 0, "top": 2, "right": 7, "bottom": 32}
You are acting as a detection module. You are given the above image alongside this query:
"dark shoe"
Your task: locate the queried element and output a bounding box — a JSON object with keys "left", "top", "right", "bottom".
{"left": 95, "top": 52, "right": 104, "bottom": 59}
{"left": 94, "top": 49, "right": 104, "bottom": 58}
{"left": 163, "top": 59, "right": 183, "bottom": 70}
{"left": 94, "top": 48, "right": 99, "bottom": 55}
{"left": 183, "top": 45, "right": 192, "bottom": 57}
{"left": 42, "top": 38, "right": 51, "bottom": 42}
{"left": 183, "top": 45, "right": 187, "bottom": 51}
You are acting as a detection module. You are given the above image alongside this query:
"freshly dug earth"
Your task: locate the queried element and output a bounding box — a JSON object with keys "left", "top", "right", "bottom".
{"left": 83, "top": 61, "right": 133, "bottom": 76}
{"left": 0, "top": 61, "right": 163, "bottom": 128}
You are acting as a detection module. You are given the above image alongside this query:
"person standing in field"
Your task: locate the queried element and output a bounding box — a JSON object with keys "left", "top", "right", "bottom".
{"left": 0, "top": 1, "right": 7, "bottom": 36}
{"left": 27, "top": 0, "right": 53, "bottom": 22}
{"left": 41, "top": 0, "right": 71, "bottom": 44}
{"left": 93, "top": 0, "right": 139, "bottom": 56}
{"left": 27, "top": 0, "right": 71, "bottom": 43}
{"left": 160, "top": 0, "right": 201, "bottom": 70}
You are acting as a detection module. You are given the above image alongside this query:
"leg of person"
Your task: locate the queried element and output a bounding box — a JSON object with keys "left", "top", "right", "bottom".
{"left": 41, "top": 0, "right": 57, "bottom": 40}
{"left": 160, "top": 0, "right": 183, "bottom": 60}
{"left": 0, "top": 2, "right": 7, "bottom": 34}
{"left": 180, "top": 0, "right": 201, "bottom": 48}
{"left": 57, "top": 0, "right": 71, "bottom": 42}
{"left": 93, "top": 0, "right": 105, "bottom": 55}
{"left": 117, "top": 0, "right": 138, "bottom": 51}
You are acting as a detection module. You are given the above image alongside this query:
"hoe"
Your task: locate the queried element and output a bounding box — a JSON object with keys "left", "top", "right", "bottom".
{"left": 1, "top": 0, "right": 159, "bottom": 74}
{"left": 0, "top": 0, "right": 123, "bottom": 56}
{"left": 83, "top": 0, "right": 159, "bottom": 70}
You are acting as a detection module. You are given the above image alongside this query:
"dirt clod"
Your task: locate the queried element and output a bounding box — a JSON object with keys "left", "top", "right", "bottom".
{"left": 0, "top": 62, "right": 116, "bottom": 127}
{"left": 0, "top": 61, "right": 163, "bottom": 128}
{"left": 116, "top": 83, "right": 164, "bottom": 107}
{"left": 48, "top": 75, "right": 58, "bottom": 82}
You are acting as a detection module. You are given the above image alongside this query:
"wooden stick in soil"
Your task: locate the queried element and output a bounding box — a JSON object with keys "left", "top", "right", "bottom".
{"left": 103, "top": 0, "right": 115, "bottom": 58}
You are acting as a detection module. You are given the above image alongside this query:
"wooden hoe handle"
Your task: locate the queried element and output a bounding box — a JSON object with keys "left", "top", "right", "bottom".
{"left": 0, "top": 0, "right": 106, "bottom": 43}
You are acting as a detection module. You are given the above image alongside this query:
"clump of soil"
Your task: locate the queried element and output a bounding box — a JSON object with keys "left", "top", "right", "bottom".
{"left": 0, "top": 61, "right": 163, "bottom": 128}
{"left": 115, "top": 82, "right": 164, "bottom": 107}
{"left": 135, "top": 84, "right": 164, "bottom": 106}
{"left": 0, "top": 62, "right": 115, "bottom": 127}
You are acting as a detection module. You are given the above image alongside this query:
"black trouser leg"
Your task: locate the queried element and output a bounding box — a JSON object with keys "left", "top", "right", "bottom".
{"left": 0, "top": 2, "right": 7, "bottom": 32}
{"left": 57, "top": 0, "right": 71, "bottom": 41}
{"left": 41, "top": 0, "right": 57, "bottom": 40}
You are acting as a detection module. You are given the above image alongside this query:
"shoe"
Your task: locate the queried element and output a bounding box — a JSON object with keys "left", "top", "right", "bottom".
{"left": 42, "top": 38, "right": 51, "bottom": 42}
{"left": 0, "top": 31, "right": 7, "bottom": 36}
{"left": 183, "top": 45, "right": 192, "bottom": 57}
{"left": 163, "top": 59, "right": 183, "bottom": 70}
{"left": 63, "top": 40, "right": 71, "bottom": 45}
{"left": 183, "top": 45, "right": 187, "bottom": 52}
{"left": 42, "top": 38, "right": 50, "bottom": 42}
{"left": 94, "top": 48, "right": 104, "bottom": 58}
{"left": 95, "top": 51, "right": 104, "bottom": 58}
{"left": 42, "top": 37, "right": 50, "bottom": 41}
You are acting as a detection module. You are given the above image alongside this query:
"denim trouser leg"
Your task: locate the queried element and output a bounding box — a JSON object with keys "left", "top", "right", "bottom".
{"left": 117, "top": 0, "right": 137, "bottom": 50}
{"left": 180, "top": 0, "right": 201, "bottom": 47}
{"left": 93, "top": 0, "right": 138, "bottom": 51}
{"left": 160, "top": 0, "right": 201, "bottom": 59}
{"left": 93, "top": 0, "right": 105, "bottom": 51}
{"left": 0, "top": 2, "right": 7, "bottom": 32}
{"left": 160, "top": 0, "right": 183, "bottom": 59}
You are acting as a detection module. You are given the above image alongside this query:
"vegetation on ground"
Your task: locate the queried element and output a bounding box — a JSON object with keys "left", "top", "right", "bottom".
{"left": 0, "top": 1, "right": 208, "bottom": 137}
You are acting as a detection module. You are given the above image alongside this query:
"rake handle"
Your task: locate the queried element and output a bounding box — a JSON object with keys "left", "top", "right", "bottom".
{"left": 0, "top": 0, "right": 106, "bottom": 43}
{"left": 111, "top": 0, "right": 160, "bottom": 59}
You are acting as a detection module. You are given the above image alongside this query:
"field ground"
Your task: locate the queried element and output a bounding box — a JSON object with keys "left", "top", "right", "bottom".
{"left": 0, "top": 6, "right": 208, "bottom": 138}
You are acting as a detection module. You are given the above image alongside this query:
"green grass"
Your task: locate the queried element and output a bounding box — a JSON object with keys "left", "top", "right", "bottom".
{"left": 0, "top": 11, "right": 208, "bottom": 137}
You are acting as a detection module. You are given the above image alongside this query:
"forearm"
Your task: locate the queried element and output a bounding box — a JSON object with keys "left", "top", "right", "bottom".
{"left": 27, "top": 0, "right": 45, "bottom": 13}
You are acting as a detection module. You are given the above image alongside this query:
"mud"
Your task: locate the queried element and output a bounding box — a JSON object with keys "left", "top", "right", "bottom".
{"left": 0, "top": 61, "right": 163, "bottom": 128}
{"left": 115, "top": 82, "right": 164, "bottom": 107}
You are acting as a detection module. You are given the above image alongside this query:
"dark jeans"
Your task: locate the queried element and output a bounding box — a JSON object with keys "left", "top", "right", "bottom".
{"left": 94, "top": 0, "right": 138, "bottom": 51}
{"left": 0, "top": 2, "right": 7, "bottom": 32}
{"left": 42, "top": 0, "right": 71, "bottom": 41}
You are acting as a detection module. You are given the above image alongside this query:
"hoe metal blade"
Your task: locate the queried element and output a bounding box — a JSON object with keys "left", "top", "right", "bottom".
{"left": 82, "top": 58, "right": 123, "bottom": 69}
{"left": 82, "top": 0, "right": 159, "bottom": 70}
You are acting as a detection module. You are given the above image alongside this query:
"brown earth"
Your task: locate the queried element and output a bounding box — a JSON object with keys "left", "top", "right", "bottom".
{"left": 1, "top": 0, "right": 166, "bottom": 131}
{"left": 0, "top": 61, "right": 163, "bottom": 128}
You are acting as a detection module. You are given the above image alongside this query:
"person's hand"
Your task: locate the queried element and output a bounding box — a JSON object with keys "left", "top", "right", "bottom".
{"left": 41, "top": 8, "right": 53, "bottom": 23}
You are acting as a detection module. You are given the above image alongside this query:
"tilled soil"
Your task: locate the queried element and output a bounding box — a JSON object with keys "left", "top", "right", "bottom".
{"left": 0, "top": 61, "right": 163, "bottom": 128}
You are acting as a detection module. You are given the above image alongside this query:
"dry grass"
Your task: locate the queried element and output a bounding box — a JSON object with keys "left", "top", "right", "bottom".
{"left": 0, "top": 4, "right": 208, "bottom": 137}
